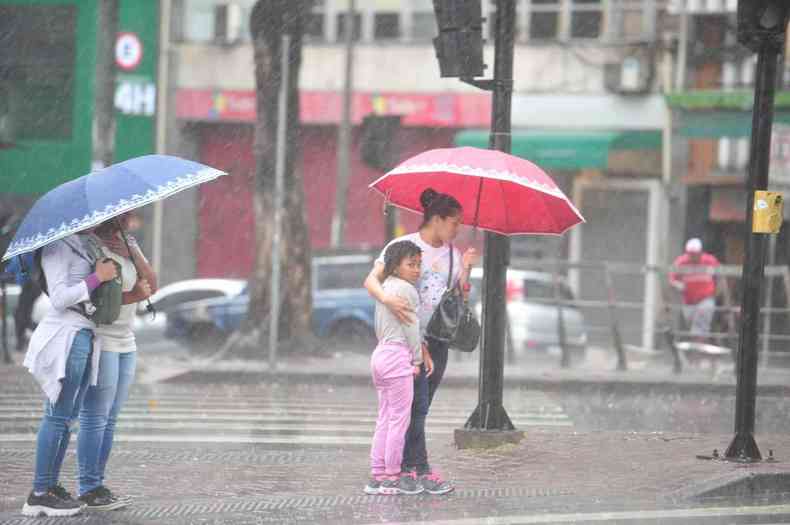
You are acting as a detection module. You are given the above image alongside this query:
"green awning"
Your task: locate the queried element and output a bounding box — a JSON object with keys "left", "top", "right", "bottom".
{"left": 454, "top": 129, "right": 662, "bottom": 171}
{"left": 665, "top": 90, "right": 790, "bottom": 111}
{"left": 665, "top": 90, "right": 790, "bottom": 138}
{"left": 675, "top": 110, "right": 790, "bottom": 138}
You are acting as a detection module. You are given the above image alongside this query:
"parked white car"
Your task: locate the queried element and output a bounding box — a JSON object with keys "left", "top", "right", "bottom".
{"left": 468, "top": 268, "right": 588, "bottom": 360}
{"left": 1, "top": 283, "right": 21, "bottom": 350}
{"left": 32, "top": 278, "right": 247, "bottom": 346}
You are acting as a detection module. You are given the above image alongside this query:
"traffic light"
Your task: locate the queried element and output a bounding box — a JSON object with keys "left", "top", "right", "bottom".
{"left": 737, "top": 0, "right": 790, "bottom": 52}
{"left": 359, "top": 115, "right": 401, "bottom": 172}
{"left": 432, "top": 0, "right": 485, "bottom": 78}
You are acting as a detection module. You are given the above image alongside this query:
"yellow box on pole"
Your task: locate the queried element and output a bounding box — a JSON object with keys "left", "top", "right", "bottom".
{"left": 752, "top": 191, "right": 783, "bottom": 234}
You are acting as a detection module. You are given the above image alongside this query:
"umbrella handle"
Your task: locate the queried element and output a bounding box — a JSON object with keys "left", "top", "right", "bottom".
{"left": 117, "top": 225, "right": 156, "bottom": 321}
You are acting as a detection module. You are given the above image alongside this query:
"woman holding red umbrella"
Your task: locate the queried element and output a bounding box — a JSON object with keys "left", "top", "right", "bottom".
{"left": 364, "top": 188, "right": 478, "bottom": 495}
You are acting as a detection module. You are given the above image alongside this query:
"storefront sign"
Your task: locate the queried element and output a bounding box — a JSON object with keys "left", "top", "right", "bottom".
{"left": 176, "top": 89, "right": 491, "bottom": 128}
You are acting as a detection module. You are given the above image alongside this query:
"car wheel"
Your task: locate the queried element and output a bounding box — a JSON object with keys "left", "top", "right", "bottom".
{"left": 186, "top": 323, "right": 228, "bottom": 355}
{"left": 328, "top": 319, "right": 376, "bottom": 352}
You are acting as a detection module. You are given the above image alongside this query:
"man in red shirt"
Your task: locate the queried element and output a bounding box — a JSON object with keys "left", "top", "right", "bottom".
{"left": 669, "top": 238, "right": 720, "bottom": 343}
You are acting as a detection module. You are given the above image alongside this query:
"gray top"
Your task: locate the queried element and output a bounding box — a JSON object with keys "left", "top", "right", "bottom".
{"left": 375, "top": 276, "right": 423, "bottom": 365}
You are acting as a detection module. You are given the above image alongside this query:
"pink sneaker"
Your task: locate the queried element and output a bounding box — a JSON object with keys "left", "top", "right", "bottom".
{"left": 419, "top": 471, "right": 454, "bottom": 495}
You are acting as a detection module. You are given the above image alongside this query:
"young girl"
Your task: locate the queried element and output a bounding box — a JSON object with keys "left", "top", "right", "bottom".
{"left": 365, "top": 240, "right": 433, "bottom": 496}
{"left": 365, "top": 188, "right": 477, "bottom": 494}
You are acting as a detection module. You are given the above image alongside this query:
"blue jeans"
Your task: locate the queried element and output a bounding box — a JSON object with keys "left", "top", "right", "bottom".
{"left": 78, "top": 350, "right": 136, "bottom": 495}
{"left": 402, "top": 338, "right": 449, "bottom": 475}
{"left": 33, "top": 329, "right": 94, "bottom": 493}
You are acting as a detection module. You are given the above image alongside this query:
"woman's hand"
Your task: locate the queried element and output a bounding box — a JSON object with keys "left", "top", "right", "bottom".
{"left": 133, "top": 278, "right": 152, "bottom": 300}
{"left": 383, "top": 293, "right": 415, "bottom": 325}
{"left": 95, "top": 259, "right": 118, "bottom": 282}
{"left": 422, "top": 343, "right": 434, "bottom": 377}
{"left": 462, "top": 248, "right": 479, "bottom": 268}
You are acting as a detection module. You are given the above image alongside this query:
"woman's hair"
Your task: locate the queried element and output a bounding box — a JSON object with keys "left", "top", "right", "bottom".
{"left": 383, "top": 240, "right": 422, "bottom": 279}
{"left": 420, "top": 188, "right": 462, "bottom": 228}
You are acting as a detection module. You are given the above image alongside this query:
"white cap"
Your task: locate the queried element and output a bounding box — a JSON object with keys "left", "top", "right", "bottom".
{"left": 685, "top": 238, "right": 702, "bottom": 253}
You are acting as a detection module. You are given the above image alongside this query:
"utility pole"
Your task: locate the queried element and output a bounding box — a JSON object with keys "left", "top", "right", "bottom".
{"left": 92, "top": 0, "right": 118, "bottom": 170}
{"left": 152, "top": 0, "right": 173, "bottom": 278}
{"left": 723, "top": 0, "right": 789, "bottom": 462}
{"left": 269, "top": 34, "right": 291, "bottom": 371}
{"left": 330, "top": 0, "right": 355, "bottom": 248}
{"left": 462, "top": 0, "right": 516, "bottom": 435}
{"left": 429, "top": 0, "right": 519, "bottom": 445}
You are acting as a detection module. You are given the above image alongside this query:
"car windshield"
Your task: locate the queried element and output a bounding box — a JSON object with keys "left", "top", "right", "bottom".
{"left": 314, "top": 261, "right": 372, "bottom": 291}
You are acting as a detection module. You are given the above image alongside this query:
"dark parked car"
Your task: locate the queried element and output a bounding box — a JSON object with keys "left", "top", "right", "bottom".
{"left": 166, "top": 254, "right": 378, "bottom": 347}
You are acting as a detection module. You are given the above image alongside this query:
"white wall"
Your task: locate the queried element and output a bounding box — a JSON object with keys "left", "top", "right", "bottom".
{"left": 175, "top": 43, "right": 619, "bottom": 94}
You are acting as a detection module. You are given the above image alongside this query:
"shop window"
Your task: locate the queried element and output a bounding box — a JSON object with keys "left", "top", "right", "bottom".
{"left": 182, "top": 0, "right": 216, "bottom": 43}
{"left": 570, "top": 0, "right": 603, "bottom": 39}
{"left": 305, "top": 0, "right": 326, "bottom": 41}
{"left": 336, "top": 11, "right": 362, "bottom": 42}
{"left": 374, "top": 12, "right": 401, "bottom": 40}
{"left": 527, "top": 0, "right": 561, "bottom": 40}
{"left": 0, "top": 5, "right": 75, "bottom": 140}
{"left": 412, "top": 11, "right": 437, "bottom": 40}
{"left": 610, "top": 0, "right": 651, "bottom": 42}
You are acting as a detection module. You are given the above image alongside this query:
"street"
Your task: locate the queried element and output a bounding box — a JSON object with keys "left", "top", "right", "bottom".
{"left": 2, "top": 346, "right": 790, "bottom": 524}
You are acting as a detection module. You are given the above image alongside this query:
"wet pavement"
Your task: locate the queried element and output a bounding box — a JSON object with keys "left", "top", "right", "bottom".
{"left": 1, "top": 348, "right": 790, "bottom": 524}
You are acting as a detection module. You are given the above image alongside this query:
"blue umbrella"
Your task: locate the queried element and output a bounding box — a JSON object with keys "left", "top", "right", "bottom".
{"left": 2, "top": 155, "right": 227, "bottom": 267}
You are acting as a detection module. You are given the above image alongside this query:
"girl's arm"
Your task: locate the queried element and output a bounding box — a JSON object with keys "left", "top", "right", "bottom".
{"left": 364, "top": 262, "right": 414, "bottom": 324}
{"left": 400, "top": 285, "right": 423, "bottom": 365}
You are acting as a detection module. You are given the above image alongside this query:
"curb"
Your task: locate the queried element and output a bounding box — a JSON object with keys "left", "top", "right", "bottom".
{"left": 160, "top": 367, "right": 790, "bottom": 395}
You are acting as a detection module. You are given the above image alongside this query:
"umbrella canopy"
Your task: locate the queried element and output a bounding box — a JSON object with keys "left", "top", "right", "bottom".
{"left": 2, "top": 154, "right": 226, "bottom": 262}
{"left": 369, "top": 146, "right": 584, "bottom": 236}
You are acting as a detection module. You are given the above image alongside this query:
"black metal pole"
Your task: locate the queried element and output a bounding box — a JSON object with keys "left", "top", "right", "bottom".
{"left": 464, "top": 0, "right": 515, "bottom": 431}
{"left": 724, "top": 45, "right": 781, "bottom": 462}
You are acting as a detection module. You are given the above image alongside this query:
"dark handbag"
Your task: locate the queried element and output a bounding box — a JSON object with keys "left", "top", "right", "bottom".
{"left": 424, "top": 245, "right": 481, "bottom": 352}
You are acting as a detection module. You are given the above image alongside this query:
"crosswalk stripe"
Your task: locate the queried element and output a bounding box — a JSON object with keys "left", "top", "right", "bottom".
{"left": 0, "top": 389, "right": 572, "bottom": 444}
{"left": 0, "top": 422, "right": 546, "bottom": 434}
{"left": 0, "top": 406, "right": 569, "bottom": 418}
{"left": 0, "top": 433, "right": 375, "bottom": 445}
{"left": 0, "top": 412, "right": 570, "bottom": 424}
{"left": 0, "top": 415, "right": 572, "bottom": 430}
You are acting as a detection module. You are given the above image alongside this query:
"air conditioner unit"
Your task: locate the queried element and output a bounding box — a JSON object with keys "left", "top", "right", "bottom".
{"left": 214, "top": 3, "right": 243, "bottom": 46}
{"left": 604, "top": 55, "right": 652, "bottom": 95}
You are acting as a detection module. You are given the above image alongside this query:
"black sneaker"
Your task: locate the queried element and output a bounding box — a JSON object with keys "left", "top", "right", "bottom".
{"left": 49, "top": 483, "right": 75, "bottom": 502}
{"left": 98, "top": 485, "right": 131, "bottom": 504}
{"left": 78, "top": 486, "right": 128, "bottom": 511}
{"left": 21, "top": 489, "right": 83, "bottom": 517}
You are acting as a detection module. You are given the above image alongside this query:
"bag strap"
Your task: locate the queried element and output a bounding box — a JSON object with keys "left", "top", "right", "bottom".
{"left": 447, "top": 243, "right": 453, "bottom": 289}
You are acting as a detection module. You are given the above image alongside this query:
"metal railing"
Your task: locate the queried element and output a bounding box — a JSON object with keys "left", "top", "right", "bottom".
{"left": 499, "top": 257, "right": 790, "bottom": 373}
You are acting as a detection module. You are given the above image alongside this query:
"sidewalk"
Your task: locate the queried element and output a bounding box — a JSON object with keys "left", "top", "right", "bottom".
{"left": 1, "top": 429, "right": 789, "bottom": 523}
{"left": 142, "top": 345, "right": 790, "bottom": 395}
{"left": 2, "top": 349, "right": 790, "bottom": 523}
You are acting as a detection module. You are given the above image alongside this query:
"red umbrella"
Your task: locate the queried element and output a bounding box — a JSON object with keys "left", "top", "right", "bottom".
{"left": 369, "top": 146, "right": 584, "bottom": 236}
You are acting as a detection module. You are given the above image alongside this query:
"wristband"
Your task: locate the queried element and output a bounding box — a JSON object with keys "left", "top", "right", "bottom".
{"left": 84, "top": 273, "right": 102, "bottom": 292}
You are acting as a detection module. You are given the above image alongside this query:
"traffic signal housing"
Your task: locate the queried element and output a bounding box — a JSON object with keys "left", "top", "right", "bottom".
{"left": 737, "top": 0, "right": 790, "bottom": 52}
{"left": 359, "top": 115, "right": 401, "bottom": 173}
{"left": 432, "top": 0, "right": 485, "bottom": 78}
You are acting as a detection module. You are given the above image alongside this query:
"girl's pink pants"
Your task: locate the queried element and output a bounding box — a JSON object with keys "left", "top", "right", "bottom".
{"left": 370, "top": 343, "right": 414, "bottom": 478}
